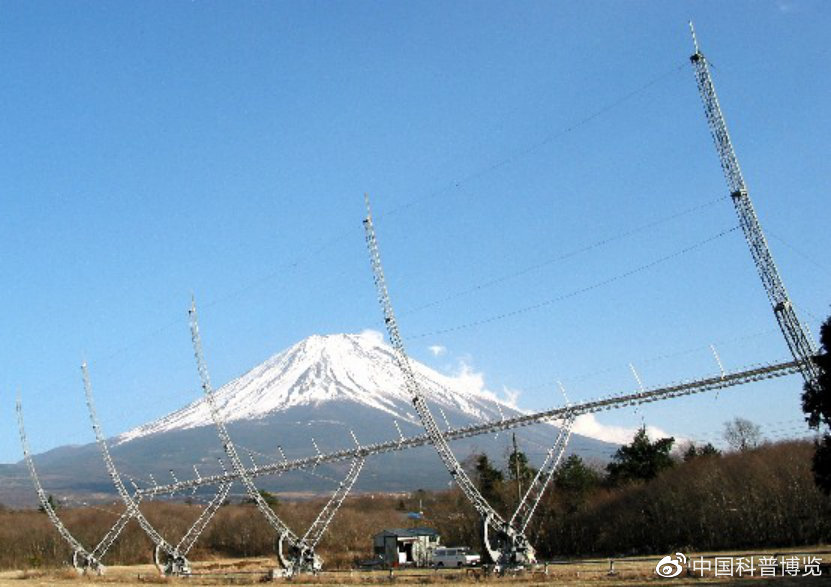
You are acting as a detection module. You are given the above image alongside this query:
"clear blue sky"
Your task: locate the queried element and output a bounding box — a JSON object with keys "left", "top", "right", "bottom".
{"left": 1, "top": 1, "right": 828, "bottom": 461}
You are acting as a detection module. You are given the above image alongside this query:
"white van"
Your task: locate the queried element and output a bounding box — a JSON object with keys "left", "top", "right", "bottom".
{"left": 431, "top": 546, "right": 481, "bottom": 567}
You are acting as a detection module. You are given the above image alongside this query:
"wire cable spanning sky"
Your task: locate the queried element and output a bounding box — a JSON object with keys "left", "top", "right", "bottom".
{"left": 0, "top": 2, "right": 828, "bottom": 462}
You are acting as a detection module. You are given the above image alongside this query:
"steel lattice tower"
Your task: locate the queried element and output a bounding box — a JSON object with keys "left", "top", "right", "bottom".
{"left": 688, "top": 23, "right": 820, "bottom": 391}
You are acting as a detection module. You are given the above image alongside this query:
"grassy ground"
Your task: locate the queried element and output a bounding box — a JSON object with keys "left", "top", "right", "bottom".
{"left": 0, "top": 547, "right": 829, "bottom": 586}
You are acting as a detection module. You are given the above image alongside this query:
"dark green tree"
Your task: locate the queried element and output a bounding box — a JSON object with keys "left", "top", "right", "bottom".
{"left": 506, "top": 441, "right": 537, "bottom": 509}
{"left": 506, "top": 448, "right": 536, "bottom": 486}
{"left": 473, "top": 454, "right": 503, "bottom": 504}
{"left": 38, "top": 494, "right": 58, "bottom": 513}
{"left": 682, "top": 443, "right": 698, "bottom": 462}
{"left": 606, "top": 426, "right": 675, "bottom": 486}
{"left": 556, "top": 455, "right": 601, "bottom": 493}
{"left": 243, "top": 489, "right": 279, "bottom": 507}
{"left": 802, "top": 315, "right": 831, "bottom": 494}
{"left": 682, "top": 442, "right": 721, "bottom": 462}
{"left": 555, "top": 454, "right": 601, "bottom": 512}
{"left": 681, "top": 442, "right": 698, "bottom": 463}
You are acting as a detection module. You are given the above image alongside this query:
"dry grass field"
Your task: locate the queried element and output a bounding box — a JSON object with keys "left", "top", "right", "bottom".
{"left": 0, "top": 547, "right": 829, "bottom": 586}
{"left": 3, "top": 441, "right": 829, "bottom": 585}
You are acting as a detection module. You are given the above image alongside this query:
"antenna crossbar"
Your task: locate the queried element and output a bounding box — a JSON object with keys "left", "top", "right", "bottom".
{"left": 137, "top": 358, "right": 799, "bottom": 496}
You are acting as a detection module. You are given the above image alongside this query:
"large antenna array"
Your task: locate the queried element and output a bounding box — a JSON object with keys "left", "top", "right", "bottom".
{"left": 17, "top": 353, "right": 800, "bottom": 574}
{"left": 19, "top": 347, "right": 797, "bottom": 576}
{"left": 15, "top": 25, "right": 820, "bottom": 577}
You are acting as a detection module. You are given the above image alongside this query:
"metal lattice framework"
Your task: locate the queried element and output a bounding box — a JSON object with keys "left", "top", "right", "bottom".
{"left": 17, "top": 26, "right": 820, "bottom": 577}
{"left": 176, "top": 481, "right": 233, "bottom": 556}
{"left": 16, "top": 398, "right": 132, "bottom": 574}
{"left": 19, "top": 353, "right": 799, "bottom": 573}
{"left": 301, "top": 455, "right": 365, "bottom": 547}
{"left": 20, "top": 383, "right": 233, "bottom": 575}
{"left": 18, "top": 394, "right": 237, "bottom": 575}
{"left": 360, "top": 188, "right": 808, "bottom": 568}
{"left": 688, "top": 23, "right": 820, "bottom": 388}
{"left": 363, "top": 194, "right": 538, "bottom": 568}
{"left": 81, "top": 363, "right": 232, "bottom": 575}
{"left": 188, "top": 299, "right": 365, "bottom": 576}
{"left": 510, "top": 414, "right": 574, "bottom": 536}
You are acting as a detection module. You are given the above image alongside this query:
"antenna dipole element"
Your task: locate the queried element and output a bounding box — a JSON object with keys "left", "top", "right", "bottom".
{"left": 689, "top": 21, "right": 700, "bottom": 55}
{"left": 688, "top": 25, "right": 820, "bottom": 390}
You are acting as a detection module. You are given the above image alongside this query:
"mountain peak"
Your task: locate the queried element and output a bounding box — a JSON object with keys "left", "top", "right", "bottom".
{"left": 117, "top": 331, "right": 513, "bottom": 444}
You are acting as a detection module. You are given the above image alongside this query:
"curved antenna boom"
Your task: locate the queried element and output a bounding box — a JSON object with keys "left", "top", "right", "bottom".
{"left": 16, "top": 397, "right": 96, "bottom": 570}
{"left": 189, "top": 299, "right": 372, "bottom": 574}
{"left": 363, "top": 194, "right": 530, "bottom": 568}
{"left": 175, "top": 482, "right": 232, "bottom": 556}
{"left": 188, "top": 299, "right": 310, "bottom": 574}
{"left": 81, "top": 364, "right": 189, "bottom": 575}
{"left": 301, "top": 455, "right": 365, "bottom": 548}
{"left": 17, "top": 396, "right": 142, "bottom": 574}
{"left": 688, "top": 25, "right": 819, "bottom": 389}
{"left": 89, "top": 495, "right": 143, "bottom": 563}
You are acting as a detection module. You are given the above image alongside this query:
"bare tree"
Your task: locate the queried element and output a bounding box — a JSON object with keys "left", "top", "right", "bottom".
{"left": 723, "top": 417, "right": 762, "bottom": 452}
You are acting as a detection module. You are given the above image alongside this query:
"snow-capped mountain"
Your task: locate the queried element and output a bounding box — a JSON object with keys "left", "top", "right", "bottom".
{"left": 3, "top": 331, "right": 617, "bottom": 507}
{"left": 118, "top": 331, "right": 516, "bottom": 444}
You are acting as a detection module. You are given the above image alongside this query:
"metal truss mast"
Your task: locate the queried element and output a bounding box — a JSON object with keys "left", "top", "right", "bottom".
{"left": 19, "top": 388, "right": 231, "bottom": 576}
{"left": 188, "top": 299, "right": 365, "bottom": 576}
{"left": 16, "top": 398, "right": 134, "bottom": 575}
{"left": 363, "top": 194, "right": 538, "bottom": 568}
{"left": 82, "top": 364, "right": 209, "bottom": 575}
{"left": 689, "top": 23, "right": 819, "bottom": 389}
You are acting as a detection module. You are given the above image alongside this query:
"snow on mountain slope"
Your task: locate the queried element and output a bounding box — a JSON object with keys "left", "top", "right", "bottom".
{"left": 117, "top": 330, "right": 519, "bottom": 444}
